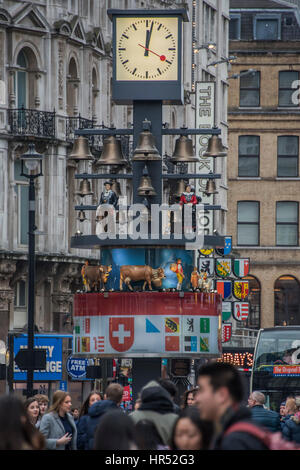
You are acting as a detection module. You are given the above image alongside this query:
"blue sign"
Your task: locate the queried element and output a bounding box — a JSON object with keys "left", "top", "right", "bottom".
{"left": 14, "top": 335, "right": 63, "bottom": 381}
{"left": 59, "top": 381, "right": 68, "bottom": 391}
{"left": 66, "top": 356, "right": 90, "bottom": 380}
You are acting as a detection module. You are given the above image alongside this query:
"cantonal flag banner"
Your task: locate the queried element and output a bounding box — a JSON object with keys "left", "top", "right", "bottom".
{"left": 233, "top": 259, "right": 250, "bottom": 278}
{"left": 216, "top": 280, "right": 232, "bottom": 300}
{"left": 233, "top": 302, "right": 249, "bottom": 322}
{"left": 222, "top": 322, "right": 232, "bottom": 343}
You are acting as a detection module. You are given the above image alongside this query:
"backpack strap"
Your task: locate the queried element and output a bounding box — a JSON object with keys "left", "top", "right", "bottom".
{"left": 224, "top": 422, "right": 269, "bottom": 444}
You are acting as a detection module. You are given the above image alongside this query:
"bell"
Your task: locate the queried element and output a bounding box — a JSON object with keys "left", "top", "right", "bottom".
{"left": 78, "top": 210, "right": 86, "bottom": 222}
{"left": 76, "top": 180, "right": 93, "bottom": 197}
{"left": 111, "top": 181, "right": 122, "bottom": 196}
{"left": 96, "top": 136, "right": 127, "bottom": 166}
{"left": 69, "top": 136, "right": 94, "bottom": 162}
{"left": 203, "top": 135, "right": 227, "bottom": 158}
{"left": 132, "top": 130, "right": 161, "bottom": 161}
{"left": 205, "top": 179, "right": 218, "bottom": 195}
{"left": 173, "top": 179, "right": 187, "bottom": 198}
{"left": 170, "top": 135, "right": 200, "bottom": 163}
{"left": 137, "top": 168, "right": 157, "bottom": 196}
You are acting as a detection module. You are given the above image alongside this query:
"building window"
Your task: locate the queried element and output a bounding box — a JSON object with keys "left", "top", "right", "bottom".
{"left": 14, "top": 280, "right": 26, "bottom": 307}
{"left": 275, "top": 275, "right": 300, "bottom": 326}
{"left": 237, "top": 201, "right": 259, "bottom": 246}
{"left": 240, "top": 71, "right": 260, "bottom": 107}
{"left": 254, "top": 15, "right": 281, "bottom": 40}
{"left": 278, "top": 71, "right": 299, "bottom": 107}
{"left": 243, "top": 275, "right": 261, "bottom": 329}
{"left": 276, "top": 201, "right": 298, "bottom": 246}
{"left": 229, "top": 15, "right": 241, "bottom": 40}
{"left": 238, "top": 135, "right": 260, "bottom": 177}
{"left": 277, "top": 136, "right": 299, "bottom": 177}
{"left": 202, "top": 3, "right": 216, "bottom": 45}
{"left": 14, "top": 160, "right": 29, "bottom": 246}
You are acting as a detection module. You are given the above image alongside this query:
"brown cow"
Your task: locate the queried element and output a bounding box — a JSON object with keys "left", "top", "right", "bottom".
{"left": 81, "top": 263, "right": 112, "bottom": 292}
{"left": 120, "top": 265, "right": 165, "bottom": 291}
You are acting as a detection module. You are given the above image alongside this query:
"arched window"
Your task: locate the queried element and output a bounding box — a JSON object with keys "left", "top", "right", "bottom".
{"left": 67, "top": 57, "right": 79, "bottom": 116}
{"left": 16, "top": 50, "right": 28, "bottom": 108}
{"left": 243, "top": 275, "right": 261, "bottom": 329}
{"left": 274, "top": 275, "right": 300, "bottom": 326}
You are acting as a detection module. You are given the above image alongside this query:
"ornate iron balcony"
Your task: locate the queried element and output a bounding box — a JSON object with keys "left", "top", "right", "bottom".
{"left": 8, "top": 107, "right": 56, "bottom": 138}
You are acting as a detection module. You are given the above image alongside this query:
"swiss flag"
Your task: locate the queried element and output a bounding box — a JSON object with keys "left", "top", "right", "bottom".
{"left": 109, "top": 317, "right": 134, "bottom": 352}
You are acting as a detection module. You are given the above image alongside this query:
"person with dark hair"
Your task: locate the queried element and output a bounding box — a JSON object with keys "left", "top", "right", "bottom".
{"left": 158, "top": 378, "right": 180, "bottom": 414}
{"left": 24, "top": 397, "right": 41, "bottom": 428}
{"left": 0, "top": 395, "right": 45, "bottom": 450}
{"left": 77, "top": 391, "right": 102, "bottom": 450}
{"left": 130, "top": 380, "right": 178, "bottom": 447}
{"left": 194, "top": 362, "right": 268, "bottom": 450}
{"left": 94, "top": 410, "right": 137, "bottom": 450}
{"left": 171, "top": 407, "right": 214, "bottom": 450}
{"left": 39, "top": 390, "right": 77, "bottom": 450}
{"left": 86, "top": 383, "right": 123, "bottom": 450}
{"left": 135, "top": 419, "right": 169, "bottom": 450}
{"left": 181, "top": 388, "right": 198, "bottom": 409}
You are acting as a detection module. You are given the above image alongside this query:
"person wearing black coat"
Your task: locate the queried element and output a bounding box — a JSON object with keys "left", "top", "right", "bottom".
{"left": 85, "top": 383, "right": 123, "bottom": 450}
{"left": 282, "top": 396, "right": 300, "bottom": 443}
{"left": 194, "top": 362, "right": 268, "bottom": 450}
{"left": 248, "top": 391, "right": 281, "bottom": 433}
{"left": 76, "top": 391, "right": 102, "bottom": 450}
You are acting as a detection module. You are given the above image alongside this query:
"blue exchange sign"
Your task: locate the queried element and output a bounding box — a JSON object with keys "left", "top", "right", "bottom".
{"left": 66, "top": 356, "right": 90, "bottom": 379}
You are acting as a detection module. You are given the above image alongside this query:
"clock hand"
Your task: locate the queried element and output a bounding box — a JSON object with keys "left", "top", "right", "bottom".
{"left": 138, "top": 44, "right": 166, "bottom": 61}
{"left": 144, "top": 21, "right": 154, "bottom": 57}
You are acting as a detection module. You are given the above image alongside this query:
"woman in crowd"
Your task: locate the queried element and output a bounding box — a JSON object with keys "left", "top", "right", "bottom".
{"left": 0, "top": 395, "right": 45, "bottom": 450}
{"left": 39, "top": 390, "right": 77, "bottom": 450}
{"left": 171, "top": 406, "right": 214, "bottom": 450}
{"left": 181, "top": 388, "right": 198, "bottom": 409}
{"left": 94, "top": 409, "right": 138, "bottom": 450}
{"left": 77, "top": 391, "right": 102, "bottom": 450}
{"left": 24, "top": 397, "right": 41, "bottom": 428}
{"left": 135, "top": 419, "right": 169, "bottom": 450}
{"left": 282, "top": 396, "right": 300, "bottom": 443}
{"left": 35, "top": 394, "right": 49, "bottom": 424}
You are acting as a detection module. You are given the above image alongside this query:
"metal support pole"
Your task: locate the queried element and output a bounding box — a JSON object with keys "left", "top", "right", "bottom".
{"left": 27, "top": 176, "right": 36, "bottom": 398}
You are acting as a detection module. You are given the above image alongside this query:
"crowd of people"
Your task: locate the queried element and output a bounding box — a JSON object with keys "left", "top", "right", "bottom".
{"left": 1, "top": 362, "right": 300, "bottom": 451}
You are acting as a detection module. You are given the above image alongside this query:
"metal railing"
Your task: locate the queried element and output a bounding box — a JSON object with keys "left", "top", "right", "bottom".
{"left": 8, "top": 107, "right": 56, "bottom": 138}
{"left": 226, "top": 327, "right": 259, "bottom": 348}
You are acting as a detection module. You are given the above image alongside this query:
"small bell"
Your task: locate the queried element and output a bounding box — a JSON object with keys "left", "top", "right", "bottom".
{"left": 203, "top": 135, "right": 227, "bottom": 158}
{"left": 170, "top": 135, "right": 200, "bottom": 163}
{"left": 69, "top": 136, "right": 94, "bottom": 162}
{"left": 137, "top": 167, "right": 157, "bottom": 196}
{"left": 78, "top": 210, "right": 87, "bottom": 222}
{"left": 173, "top": 179, "right": 187, "bottom": 198}
{"left": 76, "top": 180, "right": 94, "bottom": 197}
{"left": 132, "top": 129, "right": 161, "bottom": 161}
{"left": 204, "top": 179, "right": 218, "bottom": 195}
{"left": 96, "top": 136, "right": 127, "bottom": 166}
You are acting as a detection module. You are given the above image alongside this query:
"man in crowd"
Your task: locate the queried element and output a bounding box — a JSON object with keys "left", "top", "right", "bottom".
{"left": 248, "top": 391, "right": 281, "bottom": 432}
{"left": 194, "top": 362, "right": 268, "bottom": 450}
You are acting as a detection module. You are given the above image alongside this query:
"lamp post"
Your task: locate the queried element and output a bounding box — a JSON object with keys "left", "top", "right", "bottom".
{"left": 20, "top": 143, "right": 43, "bottom": 398}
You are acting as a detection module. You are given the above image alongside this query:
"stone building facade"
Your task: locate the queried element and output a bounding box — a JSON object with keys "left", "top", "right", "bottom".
{"left": 0, "top": 0, "right": 229, "bottom": 395}
{"left": 228, "top": 0, "right": 300, "bottom": 332}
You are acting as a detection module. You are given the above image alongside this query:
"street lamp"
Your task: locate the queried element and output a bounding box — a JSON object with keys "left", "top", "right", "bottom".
{"left": 20, "top": 143, "right": 43, "bottom": 398}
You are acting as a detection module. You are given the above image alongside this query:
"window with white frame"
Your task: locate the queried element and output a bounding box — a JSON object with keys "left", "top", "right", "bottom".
{"left": 237, "top": 201, "right": 260, "bottom": 246}
{"left": 276, "top": 201, "right": 298, "bottom": 246}
{"left": 14, "top": 160, "right": 29, "bottom": 246}
{"left": 278, "top": 71, "right": 299, "bottom": 107}
{"left": 277, "top": 136, "right": 299, "bottom": 177}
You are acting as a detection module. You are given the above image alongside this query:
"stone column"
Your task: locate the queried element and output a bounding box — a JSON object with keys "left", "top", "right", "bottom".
{"left": 52, "top": 263, "right": 81, "bottom": 333}
{"left": 0, "top": 260, "right": 17, "bottom": 342}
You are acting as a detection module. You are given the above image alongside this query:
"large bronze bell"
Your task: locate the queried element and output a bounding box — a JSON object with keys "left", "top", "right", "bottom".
{"left": 69, "top": 136, "right": 94, "bottom": 162}
{"left": 132, "top": 129, "right": 161, "bottom": 161}
{"left": 205, "top": 178, "right": 218, "bottom": 195}
{"left": 96, "top": 136, "right": 127, "bottom": 166}
{"left": 76, "top": 179, "right": 93, "bottom": 197}
{"left": 170, "top": 135, "right": 200, "bottom": 163}
{"left": 203, "top": 135, "right": 227, "bottom": 158}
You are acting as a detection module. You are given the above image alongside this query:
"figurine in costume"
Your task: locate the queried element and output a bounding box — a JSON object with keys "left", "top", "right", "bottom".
{"left": 170, "top": 258, "right": 185, "bottom": 291}
{"left": 190, "top": 267, "right": 200, "bottom": 291}
{"left": 99, "top": 181, "right": 118, "bottom": 208}
{"left": 179, "top": 184, "right": 198, "bottom": 206}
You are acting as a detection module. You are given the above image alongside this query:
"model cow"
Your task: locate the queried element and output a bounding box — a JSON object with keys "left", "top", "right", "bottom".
{"left": 81, "top": 262, "right": 112, "bottom": 292}
{"left": 120, "top": 265, "right": 165, "bottom": 291}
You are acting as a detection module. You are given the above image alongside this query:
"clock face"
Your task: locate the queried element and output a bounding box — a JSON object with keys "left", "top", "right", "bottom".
{"left": 116, "top": 16, "right": 179, "bottom": 81}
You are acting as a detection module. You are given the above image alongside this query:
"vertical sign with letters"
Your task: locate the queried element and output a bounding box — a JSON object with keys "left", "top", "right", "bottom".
{"left": 195, "top": 82, "right": 215, "bottom": 235}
